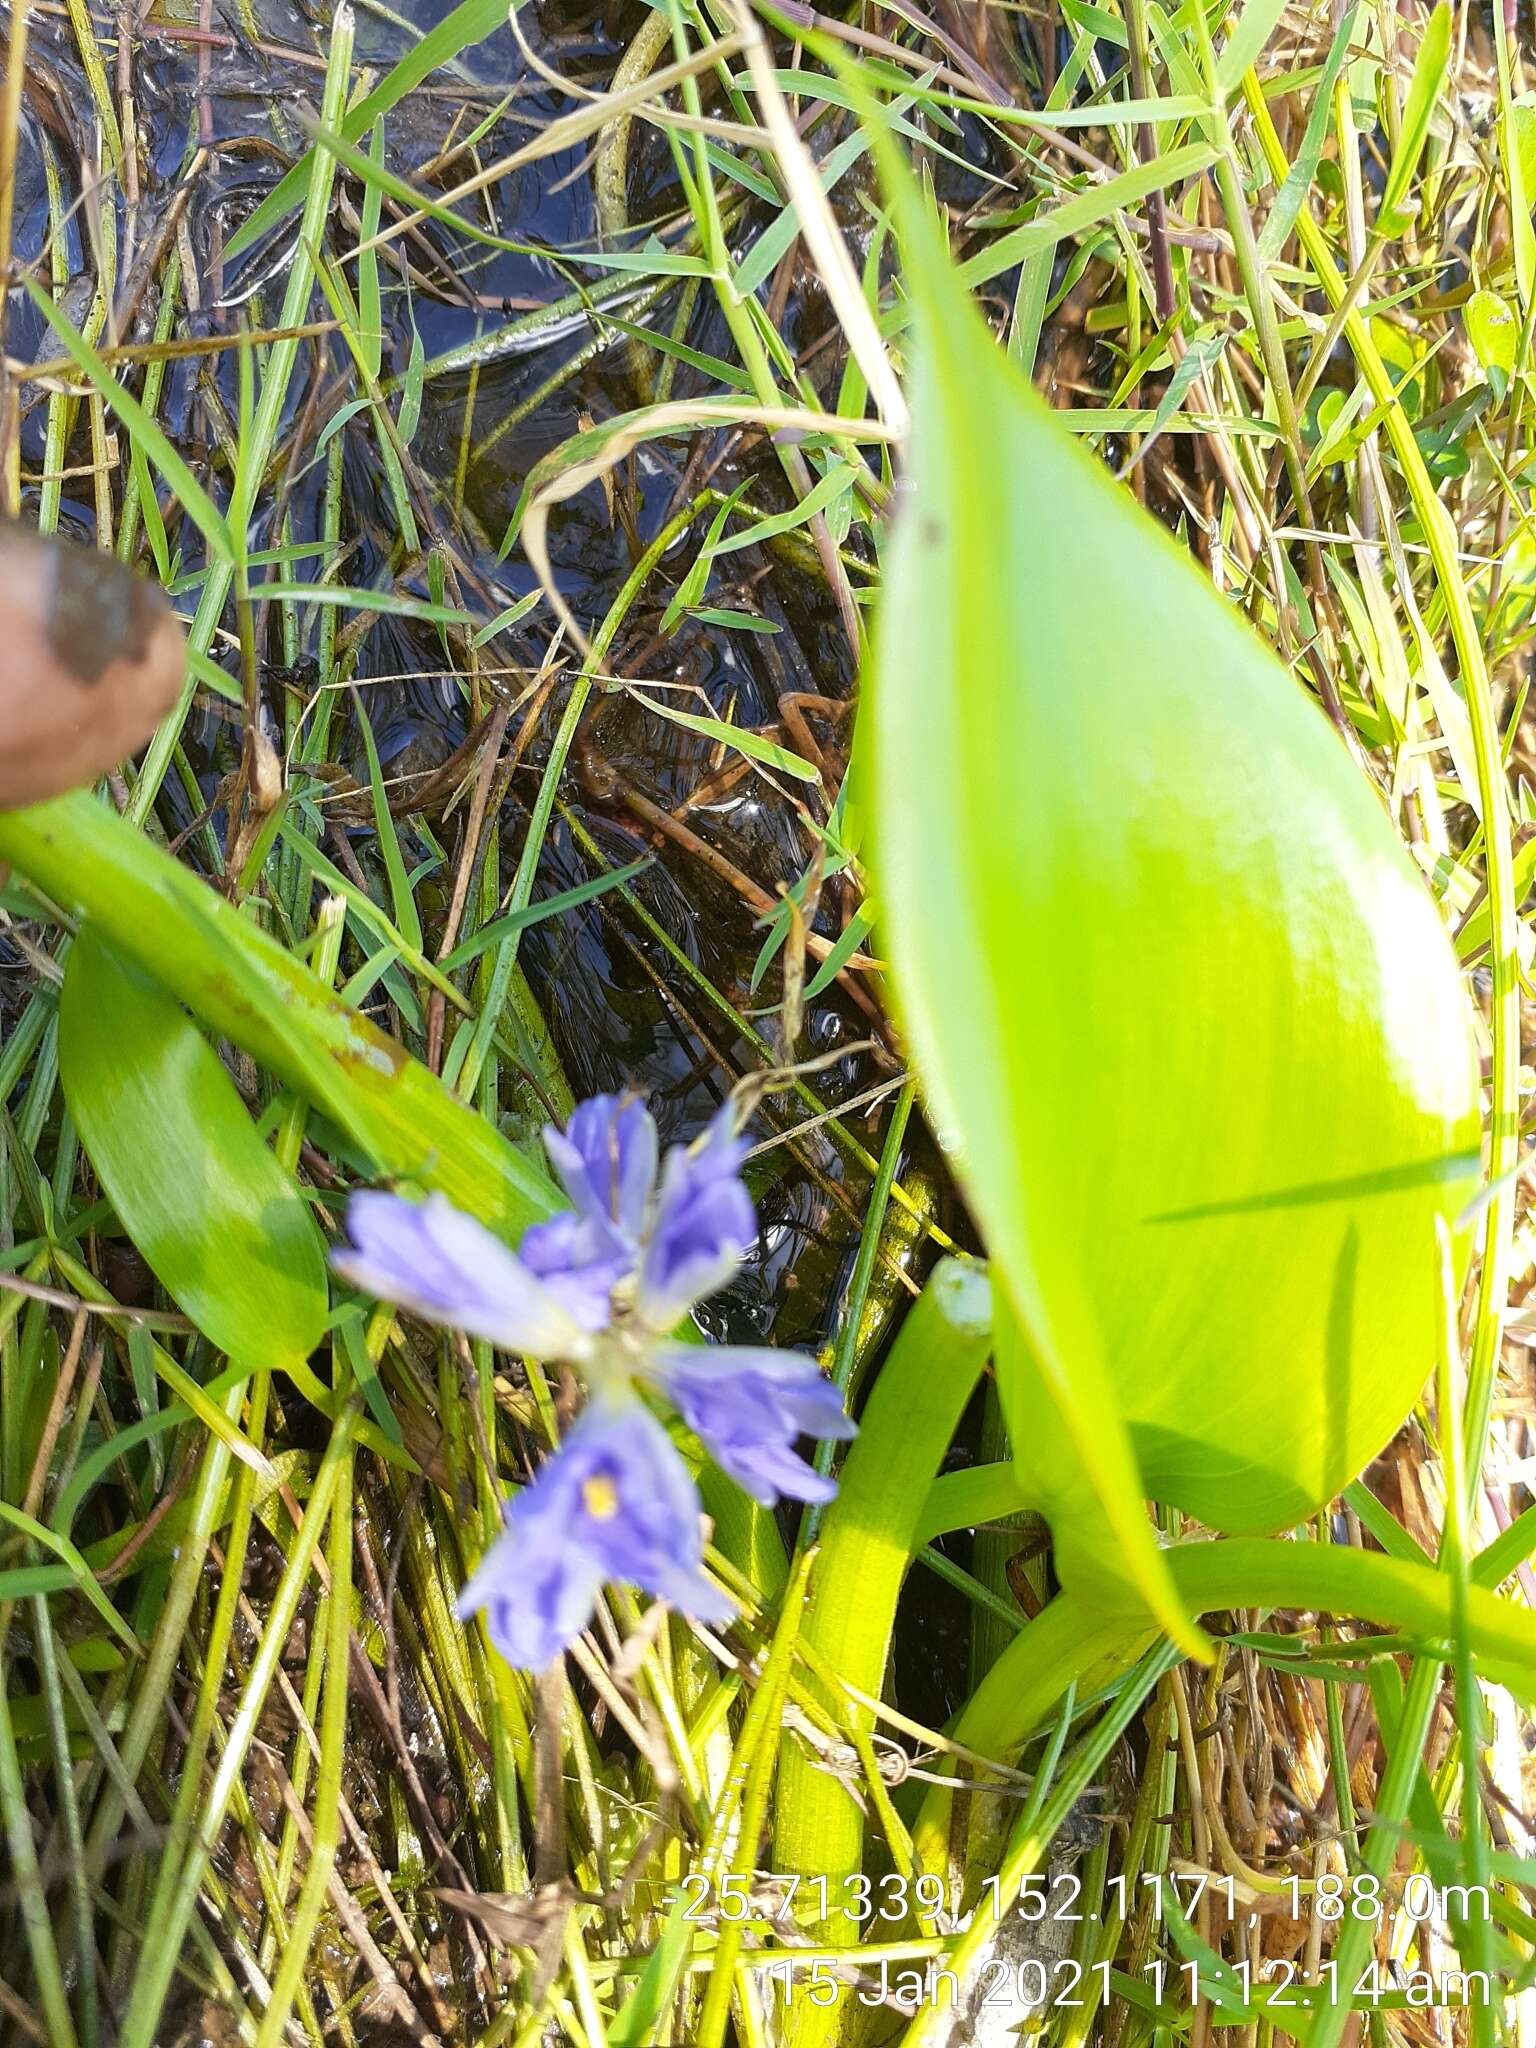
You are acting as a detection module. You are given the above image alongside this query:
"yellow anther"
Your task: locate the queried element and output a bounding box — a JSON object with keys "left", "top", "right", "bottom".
{"left": 582, "top": 1475, "right": 620, "bottom": 1521}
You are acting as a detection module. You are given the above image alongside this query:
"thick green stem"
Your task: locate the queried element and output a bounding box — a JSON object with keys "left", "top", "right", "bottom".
{"left": 773, "top": 1261, "right": 993, "bottom": 1942}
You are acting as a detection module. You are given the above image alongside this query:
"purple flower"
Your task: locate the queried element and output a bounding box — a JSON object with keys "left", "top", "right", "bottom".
{"left": 636, "top": 1109, "right": 757, "bottom": 1329}
{"left": 517, "top": 1212, "right": 629, "bottom": 1330}
{"left": 528, "top": 1095, "right": 757, "bottom": 1330}
{"left": 652, "top": 1346, "right": 856, "bottom": 1505}
{"left": 544, "top": 1093, "right": 657, "bottom": 1257}
{"left": 332, "top": 1092, "right": 859, "bottom": 1672}
{"left": 333, "top": 1192, "right": 601, "bottom": 1356}
{"left": 456, "top": 1398, "right": 733, "bottom": 1668}
{"left": 518, "top": 1094, "right": 655, "bottom": 1319}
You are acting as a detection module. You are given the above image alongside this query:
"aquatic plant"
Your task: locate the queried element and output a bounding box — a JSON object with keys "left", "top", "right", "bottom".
{"left": 0, "top": 0, "right": 1533, "bottom": 2041}
{"left": 333, "top": 1094, "right": 854, "bottom": 1665}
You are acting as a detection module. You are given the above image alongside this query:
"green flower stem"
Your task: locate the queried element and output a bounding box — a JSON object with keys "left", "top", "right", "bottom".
{"left": 772, "top": 1259, "right": 992, "bottom": 2046}
{"left": 918, "top": 1461, "right": 1034, "bottom": 1545}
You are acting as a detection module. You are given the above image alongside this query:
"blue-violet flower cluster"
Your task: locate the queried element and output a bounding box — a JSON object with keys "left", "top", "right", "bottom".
{"left": 333, "top": 1095, "right": 855, "bottom": 1668}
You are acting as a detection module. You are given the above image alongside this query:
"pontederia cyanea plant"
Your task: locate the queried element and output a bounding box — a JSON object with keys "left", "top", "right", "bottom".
{"left": 4, "top": 14, "right": 1536, "bottom": 2039}
{"left": 860, "top": 142, "right": 1480, "bottom": 1628}
{"left": 769, "top": 107, "right": 1497, "bottom": 2048}
{"left": 333, "top": 1092, "right": 853, "bottom": 1665}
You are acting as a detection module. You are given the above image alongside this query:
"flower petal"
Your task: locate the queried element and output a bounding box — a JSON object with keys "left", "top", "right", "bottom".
{"left": 577, "top": 1400, "right": 736, "bottom": 1626}
{"left": 519, "top": 1213, "right": 627, "bottom": 1331}
{"left": 333, "top": 1191, "right": 592, "bottom": 1360}
{"left": 544, "top": 1093, "right": 658, "bottom": 1253}
{"left": 459, "top": 1521, "right": 605, "bottom": 1670}
{"left": 637, "top": 1110, "right": 756, "bottom": 1328}
{"left": 652, "top": 1344, "right": 855, "bottom": 1506}
{"left": 456, "top": 1396, "right": 733, "bottom": 1670}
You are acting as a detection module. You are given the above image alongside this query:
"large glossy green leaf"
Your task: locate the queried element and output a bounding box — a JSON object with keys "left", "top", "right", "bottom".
{"left": 60, "top": 927, "right": 328, "bottom": 1372}
{"left": 863, "top": 178, "right": 1479, "bottom": 1639}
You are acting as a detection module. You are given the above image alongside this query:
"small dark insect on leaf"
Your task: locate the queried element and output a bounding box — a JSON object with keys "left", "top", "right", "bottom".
{"left": 0, "top": 519, "right": 186, "bottom": 808}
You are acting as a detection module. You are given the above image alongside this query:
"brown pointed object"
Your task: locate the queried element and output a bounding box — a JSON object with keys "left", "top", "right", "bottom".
{"left": 0, "top": 519, "right": 186, "bottom": 808}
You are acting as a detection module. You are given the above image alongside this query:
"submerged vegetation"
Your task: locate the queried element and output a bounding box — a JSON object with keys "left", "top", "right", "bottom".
{"left": 2, "top": 0, "right": 1536, "bottom": 2039}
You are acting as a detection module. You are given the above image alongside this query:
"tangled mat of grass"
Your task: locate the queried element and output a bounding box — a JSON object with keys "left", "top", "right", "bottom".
{"left": 1, "top": 0, "right": 1535, "bottom": 2041}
